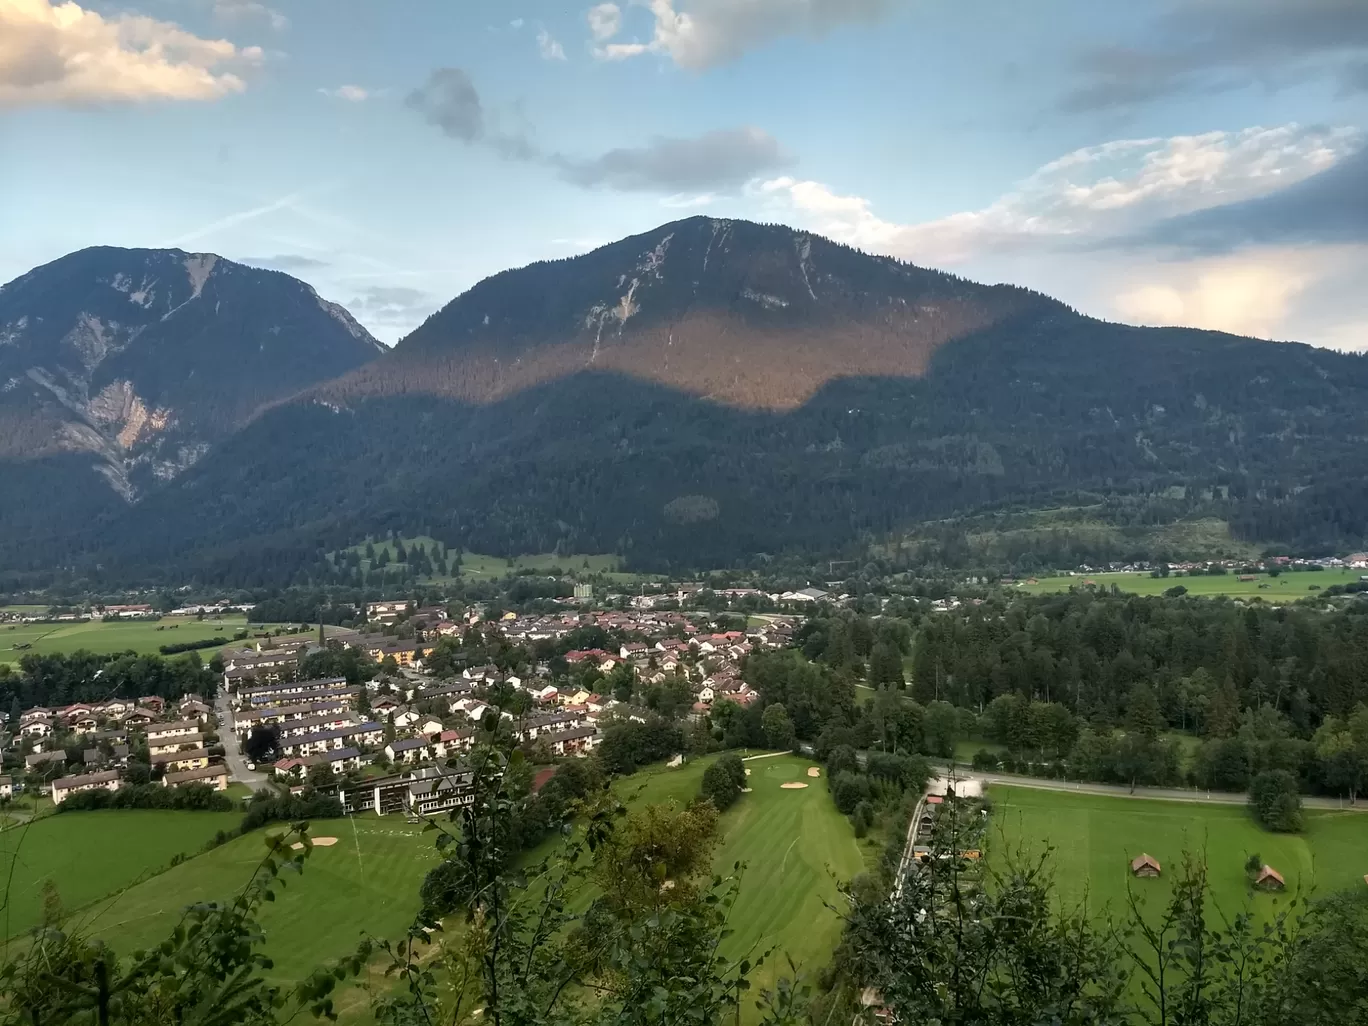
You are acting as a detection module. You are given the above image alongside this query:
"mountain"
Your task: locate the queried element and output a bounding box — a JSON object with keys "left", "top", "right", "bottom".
{"left": 7, "top": 217, "right": 1368, "bottom": 586}
{"left": 0, "top": 247, "right": 384, "bottom": 540}
{"left": 327, "top": 216, "right": 1051, "bottom": 410}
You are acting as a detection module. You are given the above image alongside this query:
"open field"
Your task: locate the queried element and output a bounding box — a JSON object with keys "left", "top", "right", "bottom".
{"left": 333, "top": 536, "right": 639, "bottom": 585}
{"left": 83, "top": 816, "right": 439, "bottom": 983}
{"left": 990, "top": 785, "right": 1368, "bottom": 918}
{"left": 618, "top": 754, "right": 864, "bottom": 998}
{"left": 0, "top": 811, "right": 242, "bottom": 937}
{"left": 4, "top": 755, "right": 858, "bottom": 1020}
{"left": 0, "top": 614, "right": 251, "bottom": 668}
{"left": 1017, "top": 568, "right": 1359, "bottom": 601}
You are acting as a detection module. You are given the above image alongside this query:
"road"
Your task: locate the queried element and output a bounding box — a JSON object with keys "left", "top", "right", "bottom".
{"left": 938, "top": 765, "right": 1368, "bottom": 812}
{"left": 215, "top": 688, "right": 267, "bottom": 788}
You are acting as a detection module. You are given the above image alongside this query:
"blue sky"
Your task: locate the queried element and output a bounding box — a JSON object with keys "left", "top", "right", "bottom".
{"left": 4, "top": 0, "right": 1367, "bottom": 346}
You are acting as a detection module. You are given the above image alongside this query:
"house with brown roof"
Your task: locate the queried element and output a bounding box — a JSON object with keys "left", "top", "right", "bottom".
{"left": 150, "top": 748, "right": 211, "bottom": 772}
{"left": 1130, "top": 854, "right": 1161, "bottom": 878}
{"left": 1254, "top": 865, "right": 1286, "bottom": 891}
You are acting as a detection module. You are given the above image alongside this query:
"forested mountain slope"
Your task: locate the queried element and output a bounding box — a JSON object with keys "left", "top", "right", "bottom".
{"left": 5, "top": 219, "right": 1368, "bottom": 585}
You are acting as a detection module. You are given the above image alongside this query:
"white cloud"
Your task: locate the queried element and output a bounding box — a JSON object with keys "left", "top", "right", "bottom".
{"left": 589, "top": 0, "right": 900, "bottom": 69}
{"left": 758, "top": 125, "right": 1360, "bottom": 266}
{"left": 755, "top": 124, "right": 1368, "bottom": 347}
{"left": 537, "top": 27, "right": 567, "bottom": 61}
{"left": 1113, "top": 249, "right": 1321, "bottom": 340}
{"left": 510, "top": 17, "right": 525, "bottom": 29}
{"left": 319, "top": 84, "right": 368, "bottom": 102}
{"left": 587, "top": 2, "right": 621, "bottom": 41}
{"left": 213, "top": 0, "right": 287, "bottom": 32}
{"left": 0, "top": 0, "right": 261, "bottom": 107}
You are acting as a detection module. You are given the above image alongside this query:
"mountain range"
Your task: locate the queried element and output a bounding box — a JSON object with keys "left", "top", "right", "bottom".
{"left": 3, "top": 217, "right": 1368, "bottom": 586}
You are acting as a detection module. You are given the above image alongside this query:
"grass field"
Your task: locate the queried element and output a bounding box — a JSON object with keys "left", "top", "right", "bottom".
{"left": 990, "top": 785, "right": 1368, "bottom": 919}
{"left": 1017, "top": 568, "right": 1359, "bottom": 601}
{"left": 334, "top": 536, "right": 636, "bottom": 585}
{"left": 4, "top": 756, "right": 858, "bottom": 1020}
{"left": 0, "top": 811, "right": 241, "bottom": 937}
{"left": 83, "top": 816, "right": 439, "bottom": 983}
{"left": 618, "top": 754, "right": 865, "bottom": 1000}
{"left": 0, "top": 615, "right": 250, "bottom": 668}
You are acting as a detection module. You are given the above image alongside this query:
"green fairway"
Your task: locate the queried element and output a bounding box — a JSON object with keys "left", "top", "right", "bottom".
{"left": 1017, "top": 568, "right": 1358, "bottom": 601}
{"left": 0, "top": 811, "right": 241, "bottom": 937}
{"left": 0, "top": 614, "right": 250, "bottom": 667}
{"left": 618, "top": 754, "right": 864, "bottom": 1001}
{"left": 990, "top": 785, "right": 1368, "bottom": 919}
{"left": 84, "top": 816, "right": 439, "bottom": 983}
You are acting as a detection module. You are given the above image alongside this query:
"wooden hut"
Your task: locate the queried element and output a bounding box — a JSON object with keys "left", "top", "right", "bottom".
{"left": 1130, "top": 854, "right": 1162, "bottom": 878}
{"left": 1254, "top": 865, "right": 1285, "bottom": 891}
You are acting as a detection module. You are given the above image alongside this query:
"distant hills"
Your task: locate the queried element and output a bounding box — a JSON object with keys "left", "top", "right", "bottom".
{"left": 4, "top": 218, "right": 1368, "bottom": 586}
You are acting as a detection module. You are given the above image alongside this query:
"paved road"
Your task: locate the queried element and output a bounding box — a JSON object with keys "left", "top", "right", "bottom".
{"left": 939, "top": 765, "right": 1368, "bottom": 813}
{"left": 215, "top": 689, "right": 267, "bottom": 788}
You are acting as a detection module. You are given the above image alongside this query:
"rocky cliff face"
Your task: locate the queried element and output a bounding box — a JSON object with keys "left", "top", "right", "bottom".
{"left": 0, "top": 246, "right": 384, "bottom": 496}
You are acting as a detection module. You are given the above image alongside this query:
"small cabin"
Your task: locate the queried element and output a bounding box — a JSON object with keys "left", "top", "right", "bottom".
{"left": 1130, "top": 854, "right": 1162, "bottom": 878}
{"left": 1254, "top": 865, "right": 1285, "bottom": 891}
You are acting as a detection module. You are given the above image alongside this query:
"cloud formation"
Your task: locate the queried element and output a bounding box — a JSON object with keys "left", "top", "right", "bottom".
{"left": 554, "top": 127, "right": 790, "bottom": 192}
{"left": 759, "top": 125, "right": 1357, "bottom": 265}
{"left": 408, "top": 66, "right": 788, "bottom": 193}
{"left": 1063, "top": 0, "right": 1368, "bottom": 111}
{"left": 1140, "top": 145, "right": 1368, "bottom": 252}
{"left": 756, "top": 124, "right": 1368, "bottom": 348}
{"left": 588, "top": 0, "right": 900, "bottom": 69}
{"left": 0, "top": 0, "right": 262, "bottom": 107}
{"left": 345, "top": 286, "right": 439, "bottom": 339}
{"left": 319, "top": 84, "right": 368, "bottom": 102}
{"left": 537, "top": 27, "right": 567, "bottom": 61}
{"left": 239, "top": 254, "right": 330, "bottom": 272}
{"left": 212, "top": 0, "right": 287, "bottom": 32}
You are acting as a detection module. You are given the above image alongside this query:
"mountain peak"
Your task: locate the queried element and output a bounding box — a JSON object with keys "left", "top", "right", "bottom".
{"left": 336, "top": 217, "right": 1049, "bottom": 411}
{"left": 0, "top": 244, "right": 383, "bottom": 496}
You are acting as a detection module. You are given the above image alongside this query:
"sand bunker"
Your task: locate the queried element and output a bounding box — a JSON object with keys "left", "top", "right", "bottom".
{"left": 745, "top": 768, "right": 751, "bottom": 776}
{"left": 807, "top": 767, "right": 820, "bottom": 777}
{"left": 780, "top": 782, "right": 809, "bottom": 790}
{"left": 292, "top": 837, "right": 339, "bottom": 849}
{"left": 742, "top": 787, "right": 752, "bottom": 793}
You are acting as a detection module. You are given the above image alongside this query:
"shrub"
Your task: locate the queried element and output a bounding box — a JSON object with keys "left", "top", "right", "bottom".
{"left": 700, "top": 759, "right": 743, "bottom": 811}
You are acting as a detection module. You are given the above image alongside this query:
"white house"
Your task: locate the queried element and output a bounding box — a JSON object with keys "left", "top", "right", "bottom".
{"left": 52, "top": 770, "right": 120, "bottom": 804}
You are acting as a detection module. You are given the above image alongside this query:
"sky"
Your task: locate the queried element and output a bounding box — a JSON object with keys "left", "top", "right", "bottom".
{"left": 2, "top": 0, "right": 1367, "bottom": 347}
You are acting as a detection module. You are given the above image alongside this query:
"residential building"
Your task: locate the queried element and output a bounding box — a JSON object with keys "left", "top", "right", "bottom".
{"left": 163, "top": 764, "right": 230, "bottom": 790}
{"left": 332, "top": 764, "right": 475, "bottom": 817}
{"left": 276, "top": 721, "right": 384, "bottom": 759}
{"left": 150, "top": 748, "right": 211, "bottom": 772}
{"left": 52, "top": 770, "right": 120, "bottom": 804}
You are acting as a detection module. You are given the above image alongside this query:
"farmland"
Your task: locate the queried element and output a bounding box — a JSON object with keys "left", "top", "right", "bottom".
{"left": 0, "top": 614, "right": 251, "bottom": 668}
{"left": 332, "top": 536, "right": 639, "bottom": 584}
{"left": 989, "top": 785, "right": 1368, "bottom": 918}
{"left": 1017, "top": 568, "right": 1360, "bottom": 601}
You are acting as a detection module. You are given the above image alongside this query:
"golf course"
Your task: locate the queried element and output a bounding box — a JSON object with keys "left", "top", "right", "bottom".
{"left": 990, "top": 784, "right": 1368, "bottom": 917}
{"left": 0, "top": 753, "right": 861, "bottom": 1019}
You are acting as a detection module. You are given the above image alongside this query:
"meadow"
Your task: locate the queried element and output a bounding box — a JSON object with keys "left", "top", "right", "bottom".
{"left": 1017, "top": 568, "right": 1360, "bottom": 602}
{"left": 0, "top": 614, "right": 250, "bottom": 668}
{"left": 0, "top": 810, "right": 242, "bottom": 937}
{"left": 334, "top": 535, "right": 636, "bottom": 584}
{"left": 990, "top": 785, "right": 1368, "bottom": 919}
